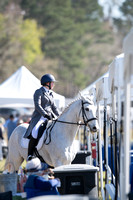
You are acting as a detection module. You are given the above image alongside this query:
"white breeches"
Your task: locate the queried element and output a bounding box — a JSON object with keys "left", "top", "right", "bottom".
{"left": 0, "top": 139, "right": 3, "bottom": 160}
{"left": 32, "top": 116, "right": 47, "bottom": 139}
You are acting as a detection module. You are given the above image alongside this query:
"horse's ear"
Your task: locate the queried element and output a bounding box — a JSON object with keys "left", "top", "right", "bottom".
{"left": 86, "top": 94, "right": 95, "bottom": 104}
{"left": 78, "top": 91, "right": 84, "bottom": 99}
{"left": 88, "top": 94, "right": 93, "bottom": 101}
{"left": 78, "top": 91, "right": 86, "bottom": 101}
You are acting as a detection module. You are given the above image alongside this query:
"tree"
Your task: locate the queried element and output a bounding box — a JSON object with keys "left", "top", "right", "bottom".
{"left": 20, "top": 0, "right": 112, "bottom": 97}
{"left": 0, "top": 3, "right": 45, "bottom": 82}
{"left": 113, "top": 0, "right": 133, "bottom": 36}
{"left": 20, "top": 19, "right": 45, "bottom": 64}
{"left": 0, "top": 0, "right": 121, "bottom": 97}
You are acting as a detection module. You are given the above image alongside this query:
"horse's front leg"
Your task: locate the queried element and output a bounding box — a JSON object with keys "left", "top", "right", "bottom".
{"left": 52, "top": 150, "right": 74, "bottom": 167}
{"left": 54, "top": 159, "right": 64, "bottom": 167}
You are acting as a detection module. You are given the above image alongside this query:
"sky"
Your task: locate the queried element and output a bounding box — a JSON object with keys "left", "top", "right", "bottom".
{"left": 98, "top": 0, "right": 126, "bottom": 18}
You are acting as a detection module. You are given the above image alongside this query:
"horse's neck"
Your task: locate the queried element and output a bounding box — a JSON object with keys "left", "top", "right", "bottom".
{"left": 59, "top": 99, "right": 81, "bottom": 122}
{"left": 57, "top": 99, "right": 81, "bottom": 141}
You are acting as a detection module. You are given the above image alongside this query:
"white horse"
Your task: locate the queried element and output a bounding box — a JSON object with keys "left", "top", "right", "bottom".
{"left": 5, "top": 95, "right": 99, "bottom": 172}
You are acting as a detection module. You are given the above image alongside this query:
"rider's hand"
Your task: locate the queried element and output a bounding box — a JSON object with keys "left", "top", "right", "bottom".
{"left": 45, "top": 114, "right": 52, "bottom": 120}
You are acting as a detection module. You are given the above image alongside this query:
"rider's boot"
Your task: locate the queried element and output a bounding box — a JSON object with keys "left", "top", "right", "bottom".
{"left": 27, "top": 136, "right": 38, "bottom": 161}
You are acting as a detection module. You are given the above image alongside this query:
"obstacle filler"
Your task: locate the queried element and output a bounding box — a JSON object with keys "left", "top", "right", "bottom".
{"left": 53, "top": 164, "right": 99, "bottom": 198}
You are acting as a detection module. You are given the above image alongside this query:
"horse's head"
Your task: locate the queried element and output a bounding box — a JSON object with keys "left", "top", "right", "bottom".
{"left": 80, "top": 94, "right": 99, "bottom": 133}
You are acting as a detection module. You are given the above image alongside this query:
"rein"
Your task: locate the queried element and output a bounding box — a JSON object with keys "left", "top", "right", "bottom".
{"left": 53, "top": 100, "right": 97, "bottom": 126}
{"left": 53, "top": 117, "right": 97, "bottom": 126}
{"left": 44, "top": 100, "right": 97, "bottom": 145}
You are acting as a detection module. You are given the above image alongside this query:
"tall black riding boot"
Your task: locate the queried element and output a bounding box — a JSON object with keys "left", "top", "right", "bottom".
{"left": 27, "top": 136, "right": 38, "bottom": 160}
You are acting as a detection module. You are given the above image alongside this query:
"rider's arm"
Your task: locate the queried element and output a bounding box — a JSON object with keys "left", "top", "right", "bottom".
{"left": 51, "top": 101, "right": 60, "bottom": 117}
{"left": 33, "top": 89, "right": 48, "bottom": 117}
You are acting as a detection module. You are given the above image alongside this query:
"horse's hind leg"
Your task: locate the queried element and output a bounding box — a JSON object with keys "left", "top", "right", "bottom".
{"left": 5, "top": 152, "right": 24, "bottom": 173}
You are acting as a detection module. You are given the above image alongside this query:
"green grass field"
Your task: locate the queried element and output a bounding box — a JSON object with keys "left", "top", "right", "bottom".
{"left": 0, "top": 159, "right": 6, "bottom": 172}
{"left": 0, "top": 159, "right": 26, "bottom": 173}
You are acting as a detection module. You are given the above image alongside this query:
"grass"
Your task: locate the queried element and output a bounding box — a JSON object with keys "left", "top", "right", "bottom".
{"left": 0, "top": 159, "right": 6, "bottom": 172}
{"left": 0, "top": 159, "right": 26, "bottom": 172}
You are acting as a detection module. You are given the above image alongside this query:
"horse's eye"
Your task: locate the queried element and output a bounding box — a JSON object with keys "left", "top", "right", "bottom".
{"left": 85, "top": 108, "right": 89, "bottom": 111}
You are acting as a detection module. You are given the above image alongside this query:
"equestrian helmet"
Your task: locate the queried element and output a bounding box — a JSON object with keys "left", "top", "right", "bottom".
{"left": 41, "top": 74, "right": 56, "bottom": 86}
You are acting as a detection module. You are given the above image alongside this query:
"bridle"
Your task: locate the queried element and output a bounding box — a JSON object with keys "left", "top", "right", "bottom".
{"left": 80, "top": 100, "right": 98, "bottom": 126}
{"left": 53, "top": 100, "right": 97, "bottom": 126}
{"left": 44, "top": 99, "right": 97, "bottom": 145}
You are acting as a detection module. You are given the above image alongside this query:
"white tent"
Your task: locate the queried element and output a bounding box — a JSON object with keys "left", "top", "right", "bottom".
{"left": 0, "top": 66, "right": 65, "bottom": 109}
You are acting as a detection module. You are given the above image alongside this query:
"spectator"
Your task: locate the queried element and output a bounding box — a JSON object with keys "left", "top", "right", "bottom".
{"left": 0, "top": 119, "right": 4, "bottom": 160}
{"left": 14, "top": 113, "right": 20, "bottom": 126}
{"left": 4, "top": 114, "right": 17, "bottom": 140}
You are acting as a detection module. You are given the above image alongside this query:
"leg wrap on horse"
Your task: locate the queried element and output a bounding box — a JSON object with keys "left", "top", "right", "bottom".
{"left": 28, "top": 136, "right": 38, "bottom": 157}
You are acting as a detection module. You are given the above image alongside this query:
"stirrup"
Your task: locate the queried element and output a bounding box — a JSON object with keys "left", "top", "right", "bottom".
{"left": 27, "top": 155, "right": 35, "bottom": 161}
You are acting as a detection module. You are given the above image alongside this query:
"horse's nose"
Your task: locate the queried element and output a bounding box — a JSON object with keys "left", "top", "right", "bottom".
{"left": 92, "top": 126, "right": 97, "bottom": 132}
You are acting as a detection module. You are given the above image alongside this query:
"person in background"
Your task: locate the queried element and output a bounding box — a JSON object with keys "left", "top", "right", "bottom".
{"left": 24, "top": 74, "right": 60, "bottom": 161}
{"left": 0, "top": 119, "right": 4, "bottom": 160}
{"left": 14, "top": 113, "right": 20, "bottom": 126}
{"left": 4, "top": 114, "right": 17, "bottom": 140}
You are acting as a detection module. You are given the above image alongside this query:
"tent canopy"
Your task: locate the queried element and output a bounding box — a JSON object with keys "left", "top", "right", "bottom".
{"left": 0, "top": 66, "right": 65, "bottom": 109}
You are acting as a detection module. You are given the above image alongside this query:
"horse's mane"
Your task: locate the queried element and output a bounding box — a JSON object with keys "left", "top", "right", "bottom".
{"left": 59, "top": 97, "right": 81, "bottom": 117}
{"left": 59, "top": 95, "right": 93, "bottom": 117}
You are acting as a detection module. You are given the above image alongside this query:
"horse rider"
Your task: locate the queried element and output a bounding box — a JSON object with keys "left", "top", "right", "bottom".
{"left": 24, "top": 74, "right": 60, "bottom": 161}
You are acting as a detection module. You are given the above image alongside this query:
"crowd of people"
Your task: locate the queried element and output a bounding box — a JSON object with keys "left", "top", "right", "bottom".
{"left": 0, "top": 113, "right": 31, "bottom": 161}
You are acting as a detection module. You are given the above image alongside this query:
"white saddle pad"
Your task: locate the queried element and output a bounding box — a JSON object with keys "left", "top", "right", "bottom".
{"left": 21, "top": 130, "right": 46, "bottom": 150}
{"left": 21, "top": 121, "right": 53, "bottom": 150}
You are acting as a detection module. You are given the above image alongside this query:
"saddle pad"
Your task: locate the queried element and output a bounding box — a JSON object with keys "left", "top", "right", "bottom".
{"left": 21, "top": 130, "right": 46, "bottom": 151}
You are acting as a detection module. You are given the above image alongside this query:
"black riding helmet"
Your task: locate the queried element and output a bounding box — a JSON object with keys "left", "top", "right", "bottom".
{"left": 41, "top": 74, "right": 57, "bottom": 89}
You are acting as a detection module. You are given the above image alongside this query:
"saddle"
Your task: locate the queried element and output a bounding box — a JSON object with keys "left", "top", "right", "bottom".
{"left": 37, "top": 120, "right": 48, "bottom": 140}
{"left": 21, "top": 120, "right": 54, "bottom": 151}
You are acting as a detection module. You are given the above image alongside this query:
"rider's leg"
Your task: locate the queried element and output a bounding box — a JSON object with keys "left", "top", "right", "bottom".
{"left": 27, "top": 136, "right": 38, "bottom": 160}
{"left": 27, "top": 117, "right": 47, "bottom": 161}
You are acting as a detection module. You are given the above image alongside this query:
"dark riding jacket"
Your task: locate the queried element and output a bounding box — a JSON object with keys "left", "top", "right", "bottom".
{"left": 24, "top": 87, "right": 59, "bottom": 138}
